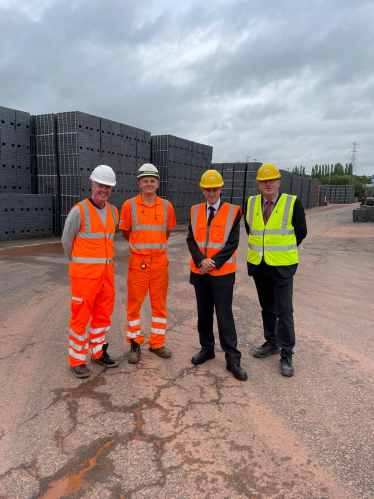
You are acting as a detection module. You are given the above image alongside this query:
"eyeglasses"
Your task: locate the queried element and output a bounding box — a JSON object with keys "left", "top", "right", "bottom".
{"left": 259, "top": 179, "right": 279, "bottom": 185}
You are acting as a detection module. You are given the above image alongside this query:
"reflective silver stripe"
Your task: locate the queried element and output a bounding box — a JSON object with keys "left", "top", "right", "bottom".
{"left": 126, "top": 330, "right": 141, "bottom": 338}
{"left": 129, "top": 243, "right": 168, "bottom": 250}
{"left": 71, "top": 256, "right": 107, "bottom": 264}
{"left": 128, "top": 319, "right": 141, "bottom": 327}
{"left": 130, "top": 197, "right": 138, "bottom": 225}
{"left": 131, "top": 224, "right": 167, "bottom": 231}
{"left": 223, "top": 204, "right": 236, "bottom": 243}
{"left": 89, "top": 335, "right": 106, "bottom": 344}
{"left": 247, "top": 196, "right": 257, "bottom": 228}
{"left": 191, "top": 204, "right": 200, "bottom": 235}
{"left": 90, "top": 326, "right": 110, "bottom": 335}
{"left": 248, "top": 244, "right": 263, "bottom": 252}
{"left": 82, "top": 200, "right": 91, "bottom": 233}
{"left": 162, "top": 199, "right": 169, "bottom": 226}
{"left": 90, "top": 343, "right": 104, "bottom": 355}
{"left": 76, "top": 232, "right": 105, "bottom": 239}
{"left": 151, "top": 317, "right": 167, "bottom": 324}
{"left": 69, "top": 339, "right": 88, "bottom": 352}
{"left": 69, "top": 348, "right": 87, "bottom": 361}
{"left": 106, "top": 233, "right": 114, "bottom": 239}
{"left": 197, "top": 242, "right": 224, "bottom": 249}
{"left": 264, "top": 244, "right": 297, "bottom": 252}
{"left": 251, "top": 229, "right": 295, "bottom": 236}
{"left": 71, "top": 296, "right": 83, "bottom": 303}
{"left": 151, "top": 328, "right": 165, "bottom": 335}
{"left": 226, "top": 257, "right": 236, "bottom": 263}
{"left": 109, "top": 203, "right": 118, "bottom": 226}
{"left": 69, "top": 328, "right": 87, "bottom": 341}
{"left": 107, "top": 258, "right": 114, "bottom": 264}
{"left": 282, "top": 195, "right": 293, "bottom": 229}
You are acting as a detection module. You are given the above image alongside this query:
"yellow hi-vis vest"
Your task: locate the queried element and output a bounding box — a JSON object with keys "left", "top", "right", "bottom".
{"left": 246, "top": 194, "right": 298, "bottom": 266}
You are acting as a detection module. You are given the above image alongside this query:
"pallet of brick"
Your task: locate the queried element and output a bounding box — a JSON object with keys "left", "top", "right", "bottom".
{"left": 353, "top": 210, "right": 367, "bottom": 222}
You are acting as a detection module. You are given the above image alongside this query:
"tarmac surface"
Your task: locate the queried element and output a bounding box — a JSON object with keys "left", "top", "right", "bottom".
{"left": 0, "top": 204, "right": 373, "bottom": 499}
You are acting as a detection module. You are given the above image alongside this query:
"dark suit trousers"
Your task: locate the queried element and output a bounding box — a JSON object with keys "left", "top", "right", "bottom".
{"left": 252, "top": 263, "right": 295, "bottom": 355}
{"left": 194, "top": 274, "right": 241, "bottom": 366}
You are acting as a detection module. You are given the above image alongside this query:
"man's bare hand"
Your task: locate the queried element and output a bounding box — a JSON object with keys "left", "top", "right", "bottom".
{"left": 200, "top": 258, "right": 216, "bottom": 273}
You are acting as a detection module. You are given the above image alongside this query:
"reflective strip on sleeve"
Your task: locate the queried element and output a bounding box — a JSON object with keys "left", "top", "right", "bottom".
{"left": 76, "top": 232, "right": 105, "bottom": 239}
{"left": 151, "top": 317, "right": 167, "bottom": 324}
{"left": 126, "top": 330, "right": 141, "bottom": 338}
{"left": 69, "top": 348, "right": 87, "bottom": 361}
{"left": 71, "top": 256, "right": 107, "bottom": 264}
{"left": 282, "top": 195, "right": 293, "bottom": 229}
{"left": 69, "top": 329, "right": 87, "bottom": 341}
{"left": 129, "top": 243, "right": 168, "bottom": 250}
{"left": 151, "top": 328, "right": 165, "bottom": 335}
{"left": 226, "top": 257, "right": 236, "bottom": 263}
{"left": 264, "top": 244, "right": 297, "bottom": 252}
{"left": 128, "top": 319, "right": 141, "bottom": 327}
{"left": 90, "top": 326, "right": 110, "bottom": 335}
{"left": 131, "top": 224, "right": 167, "bottom": 231}
{"left": 69, "top": 339, "right": 88, "bottom": 352}
{"left": 248, "top": 244, "right": 263, "bottom": 252}
{"left": 71, "top": 296, "right": 83, "bottom": 303}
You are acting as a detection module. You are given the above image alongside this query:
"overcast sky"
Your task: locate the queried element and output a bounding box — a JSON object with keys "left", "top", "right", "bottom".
{"left": 1, "top": 0, "right": 373, "bottom": 176}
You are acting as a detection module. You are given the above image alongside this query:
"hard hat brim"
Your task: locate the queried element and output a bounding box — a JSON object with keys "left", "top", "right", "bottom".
{"left": 256, "top": 173, "right": 281, "bottom": 181}
{"left": 137, "top": 173, "right": 160, "bottom": 179}
{"left": 199, "top": 181, "right": 224, "bottom": 188}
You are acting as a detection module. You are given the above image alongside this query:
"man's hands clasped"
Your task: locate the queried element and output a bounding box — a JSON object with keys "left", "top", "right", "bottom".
{"left": 200, "top": 258, "right": 216, "bottom": 274}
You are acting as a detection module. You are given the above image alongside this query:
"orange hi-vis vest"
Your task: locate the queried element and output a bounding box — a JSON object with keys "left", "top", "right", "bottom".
{"left": 128, "top": 196, "right": 170, "bottom": 253}
{"left": 70, "top": 199, "right": 118, "bottom": 279}
{"left": 190, "top": 202, "right": 240, "bottom": 276}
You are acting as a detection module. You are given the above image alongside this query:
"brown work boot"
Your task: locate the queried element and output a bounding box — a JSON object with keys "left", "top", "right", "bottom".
{"left": 128, "top": 340, "right": 141, "bottom": 363}
{"left": 71, "top": 364, "right": 90, "bottom": 378}
{"left": 149, "top": 346, "right": 171, "bottom": 358}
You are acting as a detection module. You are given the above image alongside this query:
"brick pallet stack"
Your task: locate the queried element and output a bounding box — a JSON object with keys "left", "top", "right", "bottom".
{"left": 151, "top": 135, "right": 213, "bottom": 224}
{"left": 0, "top": 106, "right": 32, "bottom": 195}
{"left": 290, "top": 174, "right": 302, "bottom": 198}
{"left": 32, "top": 111, "right": 151, "bottom": 233}
{"left": 307, "top": 179, "right": 319, "bottom": 208}
{"left": 0, "top": 194, "right": 53, "bottom": 240}
{"left": 324, "top": 185, "right": 355, "bottom": 204}
{"left": 319, "top": 185, "right": 326, "bottom": 206}
{"left": 279, "top": 170, "right": 292, "bottom": 195}
{"left": 220, "top": 164, "right": 234, "bottom": 204}
{"left": 299, "top": 177, "right": 310, "bottom": 208}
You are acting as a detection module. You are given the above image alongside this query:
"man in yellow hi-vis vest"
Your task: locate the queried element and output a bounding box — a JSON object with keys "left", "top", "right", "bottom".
{"left": 245, "top": 164, "right": 307, "bottom": 377}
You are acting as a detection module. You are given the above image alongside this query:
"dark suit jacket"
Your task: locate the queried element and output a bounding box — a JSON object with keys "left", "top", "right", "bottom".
{"left": 244, "top": 194, "right": 307, "bottom": 278}
{"left": 186, "top": 204, "right": 241, "bottom": 288}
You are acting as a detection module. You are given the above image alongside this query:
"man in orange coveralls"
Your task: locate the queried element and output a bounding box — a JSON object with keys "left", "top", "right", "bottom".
{"left": 62, "top": 165, "right": 119, "bottom": 378}
{"left": 119, "top": 163, "right": 177, "bottom": 363}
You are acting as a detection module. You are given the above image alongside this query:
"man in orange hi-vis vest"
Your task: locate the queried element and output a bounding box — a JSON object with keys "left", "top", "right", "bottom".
{"left": 119, "top": 163, "right": 177, "bottom": 363}
{"left": 61, "top": 165, "right": 119, "bottom": 378}
{"left": 186, "top": 170, "right": 247, "bottom": 381}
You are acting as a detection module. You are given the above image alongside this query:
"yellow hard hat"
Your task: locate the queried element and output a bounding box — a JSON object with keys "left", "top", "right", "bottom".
{"left": 256, "top": 163, "right": 281, "bottom": 181}
{"left": 199, "top": 170, "right": 224, "bottom": 188}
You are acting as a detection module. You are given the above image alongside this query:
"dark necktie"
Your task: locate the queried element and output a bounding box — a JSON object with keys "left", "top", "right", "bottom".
{"left": 207, "top": 206, "right": 215, "bottom": 226}
{"left": 264, "top": 200, "right": 272, "bottom": 225}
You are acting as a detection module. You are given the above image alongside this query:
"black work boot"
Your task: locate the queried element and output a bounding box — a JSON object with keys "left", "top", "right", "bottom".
{"left": 92, "top": 343, "right": 119, "bottom": 368}
{"left": 252, "top": 341, "right": 280, "bottom": 358}
{"left": 191, "top": 350, "right": 215, "bottom": 365}
{"left": 226, "top": 364, "right": 248, "bottom": 381}
{"left": 71, "top": 364, "right": 90, "bottom": 378}
{"left": 280, "top": 353, "right": 294, "bottom": 377}
{"left": 128, "top": 340, "right": 141, "bottom": 364}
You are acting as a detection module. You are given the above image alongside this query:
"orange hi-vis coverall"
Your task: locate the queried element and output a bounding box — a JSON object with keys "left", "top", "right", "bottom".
{"left": 68, "top": 199, "right": 118, "bottom": 367}
{"left": 119, "top": 194, "right": 176, "bottom": 349}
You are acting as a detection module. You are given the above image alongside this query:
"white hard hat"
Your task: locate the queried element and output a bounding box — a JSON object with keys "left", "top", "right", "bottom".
{"left": 90, "top": 165, "right": 116, "bottom": 186}
{"left": 136, "top": 163, "right": 160, "bottom": 179}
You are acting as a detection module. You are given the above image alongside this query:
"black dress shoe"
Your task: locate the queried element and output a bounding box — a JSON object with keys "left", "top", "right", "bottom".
{"left": 252, "top": 341, "right": 280, "bottom": 358}
{"left": 92, "top": 343, "right": 119, "bottom": 368}
{"left": 191, "top": 350, "right": 215, "bottom": 365}
{"left": 71, "top": 364, "right": 90, "bottom": 378}
{"left": 226, "top": 364, "right": 248, "bottom": 381}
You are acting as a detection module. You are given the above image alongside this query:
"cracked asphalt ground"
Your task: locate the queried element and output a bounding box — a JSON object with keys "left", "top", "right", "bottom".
{"left": 0, "top": 204, "right": 373, "bottom": 499}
